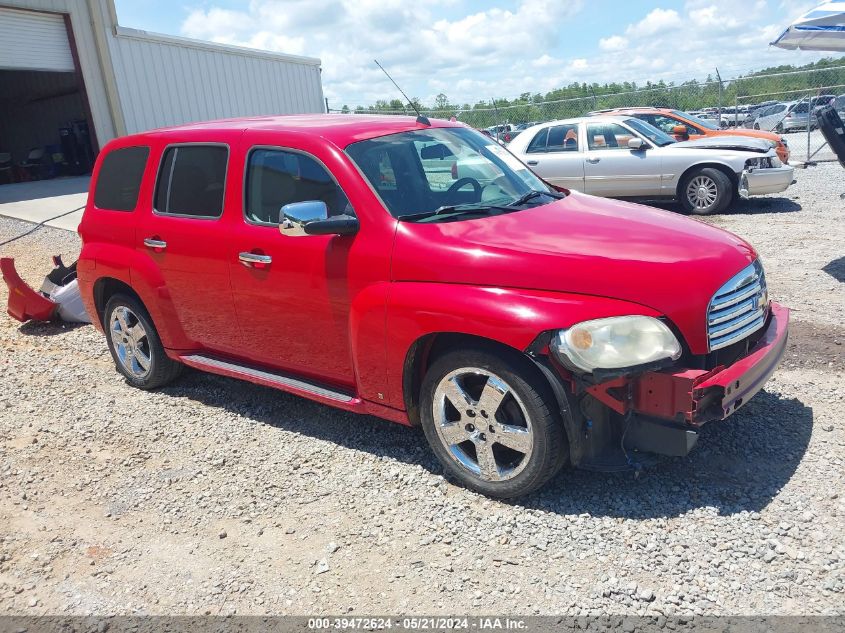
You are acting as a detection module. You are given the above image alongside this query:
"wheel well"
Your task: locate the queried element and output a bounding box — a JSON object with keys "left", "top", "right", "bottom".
{"left": 402, "top": 332, "right": 545, "bottom": 427}
{"left": 677, "top": 163, "right": 738, "bottom": 197}
{"left": 92, "top": 278, "right": 142, "bottom": 327}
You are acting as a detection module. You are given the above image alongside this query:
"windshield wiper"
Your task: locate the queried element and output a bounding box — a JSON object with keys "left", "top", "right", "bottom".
{"left": 508, "top": 189, "right": 565, "bottom": 207}
{"left": 399, "top": 203, "right": 509, "bottom": 222}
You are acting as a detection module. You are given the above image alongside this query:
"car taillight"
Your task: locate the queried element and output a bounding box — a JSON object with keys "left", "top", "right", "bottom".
{"left": 451, "top": 162, "right": 458, "bottom": 179}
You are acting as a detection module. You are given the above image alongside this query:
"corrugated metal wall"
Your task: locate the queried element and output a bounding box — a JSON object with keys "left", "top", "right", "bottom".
{"left": 108, "top": 27, "right": 325, "bottom": 135}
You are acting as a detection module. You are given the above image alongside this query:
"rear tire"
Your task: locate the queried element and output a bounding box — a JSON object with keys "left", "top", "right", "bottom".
{"left": 679, "top": 167, "right": 733, "bottom": 215}
{"left": 104, "top": 294, "right": 182, "bottom": 389}
{"left": 419, "top": 346, "right": 568, "bottom": 498}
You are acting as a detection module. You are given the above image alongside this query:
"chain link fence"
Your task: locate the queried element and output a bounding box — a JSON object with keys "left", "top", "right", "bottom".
{"left": 331, "top": 62, "right": 845, "bottom": 164}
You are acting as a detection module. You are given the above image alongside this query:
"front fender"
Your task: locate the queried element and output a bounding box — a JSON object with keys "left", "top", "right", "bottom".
{"left": 383, "top": 282, "right": 661, "bottom": 409}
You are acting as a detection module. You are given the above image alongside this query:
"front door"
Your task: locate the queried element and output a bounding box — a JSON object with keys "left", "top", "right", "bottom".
{"left": 227, "top": 142, "right": 358, "bottom": 388}
{"left": 583, "top": 122, "right": 662, "bottom": 197}
{"left": 521, "top": 123, "right": 585, "bottom": 191}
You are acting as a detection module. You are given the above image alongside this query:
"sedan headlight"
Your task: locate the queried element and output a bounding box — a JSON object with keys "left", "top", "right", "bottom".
{"left": 745, "top": 156, "right": 781, "bottom": 169}
{"left": 552, "top": 316, "right": 682, "bottom": 373}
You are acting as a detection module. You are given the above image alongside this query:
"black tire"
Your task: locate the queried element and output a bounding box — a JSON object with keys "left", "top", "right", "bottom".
{"left": 679, "top": 167, "right": 733, "bottom": 215}
{"left": 419, "top": 346, "right": 568, "bottom": 498}
{"left": 104, "top": 293, "right": 182, "bottom": 389}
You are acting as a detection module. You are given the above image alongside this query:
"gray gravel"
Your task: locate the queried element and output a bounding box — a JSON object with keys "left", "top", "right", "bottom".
{"left": 0, "top": 163, "right": 843, "bottom": 616}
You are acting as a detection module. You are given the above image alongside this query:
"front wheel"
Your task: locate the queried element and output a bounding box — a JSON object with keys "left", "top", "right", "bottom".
{"left": 680, "top": 167, "right": 733, "bottom": 215}
{"left": 419, "top": 347, "right": 567, "bottom": 498}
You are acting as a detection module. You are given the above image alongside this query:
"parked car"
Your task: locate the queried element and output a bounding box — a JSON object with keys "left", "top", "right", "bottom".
{"left": 78, "top": 114, "right": 789, "bottom": 498}
{"left": 835, "top": 94, "right": 845, "bottom": 119}
{"left": 752, "top": 102, "right": 792, "bottom": 132}
{"left": 592, "top": 107, "right": 790, "bottom": 163}
{"left": 508, "top": 116, "right": 794, "bottom": 215}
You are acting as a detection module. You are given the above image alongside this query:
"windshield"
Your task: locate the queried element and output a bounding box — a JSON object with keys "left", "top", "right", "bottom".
{"left": 623, "top": 118, "right": 676, "bottom": 147}
{"left": 673, "top": 110, "right": 718, "bottom": 131}
{"left": 345, "top": 127, "right": 554, "bottom": 220}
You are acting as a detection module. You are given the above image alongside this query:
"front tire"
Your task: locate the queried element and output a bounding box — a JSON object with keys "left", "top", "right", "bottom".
{"left": 104, "top": 294, "right": 182, "bottom": 389}
{"left": 419, "top": 347, "right": 567, "bottom": 498}
{"left": 680, "top": 167, "right": 732, "bottom": 215}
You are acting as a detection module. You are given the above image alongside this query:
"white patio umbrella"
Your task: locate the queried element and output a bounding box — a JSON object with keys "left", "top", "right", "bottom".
{"left": 771, "top": 2, "right": 845, "bottom": 52}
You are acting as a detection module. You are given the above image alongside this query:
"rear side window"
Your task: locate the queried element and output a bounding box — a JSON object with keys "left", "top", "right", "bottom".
{"left": 94, "top": 146, "right": 149, "bottom": 211}
{"left": 547, "top": 124, "right": 579, "bottom": 151}
{"left": 526, "top": 128, "right": 549, "bottom": 153}
{"left": 244, "top": 148, "right": 352, "bottom": 225}
{"left": 154, "top": 145, "right": 228, "bottom": 218}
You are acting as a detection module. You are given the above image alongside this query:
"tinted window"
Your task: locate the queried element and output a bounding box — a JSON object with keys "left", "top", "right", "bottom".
{"left": 245, "top": 149, "right": 352, "bottom": 224}
{"left": 547, "top": 124, "right": 579, "bottom": 151}
{"left": 94, "top": 146, "right": 149, "bottom": 211}
{"left": 525, "top": 128, "right": 549, "bottom": 153}
{"left": 155, "top": 145, "right": 228, "bottom": 218}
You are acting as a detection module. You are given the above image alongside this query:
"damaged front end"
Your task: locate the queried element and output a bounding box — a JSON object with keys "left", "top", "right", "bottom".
{"left": 547, "top": 303, "right": 789, "bottom": 470}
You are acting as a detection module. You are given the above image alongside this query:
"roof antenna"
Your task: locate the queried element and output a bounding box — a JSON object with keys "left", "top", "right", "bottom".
{"left": 374, "top": 59, "right": 430, "bottom": 126}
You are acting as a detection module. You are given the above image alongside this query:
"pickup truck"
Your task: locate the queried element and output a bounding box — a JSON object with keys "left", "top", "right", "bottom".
{"left": 76, "top": 114, "right": 789, "bottom": 498}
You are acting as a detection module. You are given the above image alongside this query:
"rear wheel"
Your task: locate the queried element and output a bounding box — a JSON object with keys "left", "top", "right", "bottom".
{"left": 419, "top": 347, "right": 567, "bottom": 498}
{"left": 104, "top": 294, "right": 182, "bottom": 389}
{"left": 680, "top": 167, "right": 733, "bottom": 215}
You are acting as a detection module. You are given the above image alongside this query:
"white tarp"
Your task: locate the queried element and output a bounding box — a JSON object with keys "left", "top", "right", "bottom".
{"left": 771, "top": 2, "right": 845, "bottom": 52}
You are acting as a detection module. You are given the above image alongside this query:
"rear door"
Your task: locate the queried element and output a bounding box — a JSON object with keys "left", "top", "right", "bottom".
{"left": 135, "top": 141, "right": 242, "bottom": 354}
{"left": 520, "top": 124, "right": 585, "bottom": 190}
{"left": 583, "top": 122, "right": 662, "bottom": 197}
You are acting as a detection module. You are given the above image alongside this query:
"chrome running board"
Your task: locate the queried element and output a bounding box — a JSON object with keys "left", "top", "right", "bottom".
{"left": 180, "top": 354, "right": 354, "bottom": 403}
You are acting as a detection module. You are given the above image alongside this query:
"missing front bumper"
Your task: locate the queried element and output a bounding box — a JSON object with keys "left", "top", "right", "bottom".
{"left": 739, "top": 166, "right": 795, "bottom": 198}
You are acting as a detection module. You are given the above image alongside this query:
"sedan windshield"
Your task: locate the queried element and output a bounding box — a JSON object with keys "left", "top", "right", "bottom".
{"left": 345, "top": 126, "right": 556, "bottom": 221}
{"left": 623, "top": 118, "right": 676, "bottom": 147}
{"left": 676, "top": 110, "right": 719, "bottom": 130}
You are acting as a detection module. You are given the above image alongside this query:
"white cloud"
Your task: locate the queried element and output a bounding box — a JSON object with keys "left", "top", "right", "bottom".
{"left": 179, "top": 0, "right": 840, "bottom": 108}
{"left": 625, "top": 8, "right": 682, "bottom": 38}
{"left": 599, "top": 35, "right": 628, "bottom": 51}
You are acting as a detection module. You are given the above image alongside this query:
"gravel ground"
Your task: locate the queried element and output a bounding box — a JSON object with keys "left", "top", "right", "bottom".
{"left": 0, "top": 163, "right": 843, "bottom": 617}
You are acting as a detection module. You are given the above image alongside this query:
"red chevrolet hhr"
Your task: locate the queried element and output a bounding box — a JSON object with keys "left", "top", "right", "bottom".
{"left": 77, "top": 114, "right": 789, "bottom": 498}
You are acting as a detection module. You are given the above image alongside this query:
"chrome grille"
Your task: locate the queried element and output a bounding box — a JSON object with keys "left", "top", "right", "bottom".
{"left": 707, "top": 260, "right": 768, "bottom": 351}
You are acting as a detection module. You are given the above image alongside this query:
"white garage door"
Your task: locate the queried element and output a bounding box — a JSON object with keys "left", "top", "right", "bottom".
{"left": 0, "top": 7, "right": 75, "bottom": 72}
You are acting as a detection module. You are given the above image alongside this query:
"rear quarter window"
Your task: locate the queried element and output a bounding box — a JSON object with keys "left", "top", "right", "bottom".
{"left": 93, "top": 146, "right": 150, "bottom": 211}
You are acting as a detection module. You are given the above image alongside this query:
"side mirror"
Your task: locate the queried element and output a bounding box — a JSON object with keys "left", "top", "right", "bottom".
{"left": 279, "top": 200, "right": 358, "bottom": 237}
{"left": 627, "top": 137, "right": 646, "bottom": 150}
{"left": 672, "top": 125, "right": 689, "bottom": 138}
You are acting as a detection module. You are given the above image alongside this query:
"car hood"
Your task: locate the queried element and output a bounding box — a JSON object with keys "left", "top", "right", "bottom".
{"left": 671, "top": 136, "right": 773, "bottom": 152}
{"left": 391, "top": 192, "right": 756, "bottom": 353}
{"left": 701, "top": 128, "right": 781, "bottom": 143}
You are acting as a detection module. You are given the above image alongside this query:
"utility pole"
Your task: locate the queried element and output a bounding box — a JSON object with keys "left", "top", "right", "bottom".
{"left": 715, "top": 67, "right": 723, "bottom": 128}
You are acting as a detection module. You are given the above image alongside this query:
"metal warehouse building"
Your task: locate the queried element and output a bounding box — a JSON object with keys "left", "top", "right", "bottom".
{"left": 0, "top": 0, "right": 324, "bottom": 182}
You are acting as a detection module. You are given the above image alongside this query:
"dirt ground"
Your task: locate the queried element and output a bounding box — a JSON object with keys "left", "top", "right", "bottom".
{"left": 0, "top": 163, "right": 843, "bottom": 617}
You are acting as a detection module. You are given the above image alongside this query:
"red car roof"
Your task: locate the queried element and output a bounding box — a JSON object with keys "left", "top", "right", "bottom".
{"left": 133, "top": 114, "right": 463, "bottom": 147}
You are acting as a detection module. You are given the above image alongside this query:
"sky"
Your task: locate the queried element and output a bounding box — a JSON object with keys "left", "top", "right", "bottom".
{"left": 112, "top": 0, "right": 838, "bottom": 108}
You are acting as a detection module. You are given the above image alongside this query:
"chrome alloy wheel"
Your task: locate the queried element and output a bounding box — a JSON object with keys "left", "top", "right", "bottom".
{"left": 432, "top": 368, "right": 534, "bottom": 482}
{"left": 110, "top": 306, "right": 152, "bottom": 379}
{"left": 686, "top": 175, "right": 719, "bottom": 210}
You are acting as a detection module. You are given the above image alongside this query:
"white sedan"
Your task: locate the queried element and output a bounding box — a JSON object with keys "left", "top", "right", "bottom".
{"left": 504, "top": 115, "right": 795, "bottom": 214}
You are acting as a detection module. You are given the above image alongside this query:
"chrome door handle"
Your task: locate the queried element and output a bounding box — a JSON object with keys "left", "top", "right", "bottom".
{"left": 586, "top": 157, "right": 601, "bottom": 164}
{"left": 526, "top": 160, "right": 539, "bottom": 166}
{"left": 239, "top": 252, "right": 272, "bottom": 267}
{"left": 143, "top": 238, "right": 167, "bottom": 250}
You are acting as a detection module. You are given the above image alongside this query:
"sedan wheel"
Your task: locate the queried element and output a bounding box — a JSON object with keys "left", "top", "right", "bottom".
{"left": 419, "top": 346, "right": 568, "bottom": 498}
{"left": 433, "top": 368, "right": 534, "bottom": 482}
{"left": 686, "top": 175, "right": 718, "bottom": 211}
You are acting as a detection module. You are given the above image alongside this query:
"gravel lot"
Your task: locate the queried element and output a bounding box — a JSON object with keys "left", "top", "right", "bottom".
{"left": 1, "top": 164, "right": 843, "bottom": 617}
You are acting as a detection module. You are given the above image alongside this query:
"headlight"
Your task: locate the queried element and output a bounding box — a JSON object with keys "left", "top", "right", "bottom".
{"left": 745, "top": 156, "right": 780, "bottom": 169}
{"left": 552, "top": 316, "right": 682, "bottom": 373}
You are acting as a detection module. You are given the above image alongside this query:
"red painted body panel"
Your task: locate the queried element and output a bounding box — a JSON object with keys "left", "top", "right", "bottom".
{"left": 1, "top": 257, "right": 57, "bottom": 322}
{"left": 391, "top": 192, "right": 756, "bottom": 355}
{"left": 76, "top": 114, "right": 785, "bottom": 438}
